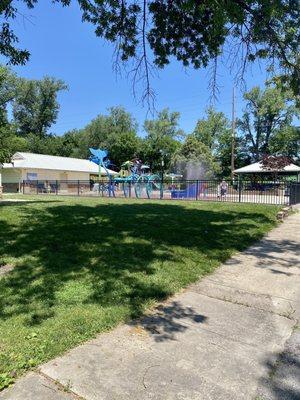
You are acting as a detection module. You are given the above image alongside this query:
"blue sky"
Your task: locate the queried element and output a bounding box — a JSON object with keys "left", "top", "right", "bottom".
{"left": 7, "top": 1, "right": 269, "bottom": 136}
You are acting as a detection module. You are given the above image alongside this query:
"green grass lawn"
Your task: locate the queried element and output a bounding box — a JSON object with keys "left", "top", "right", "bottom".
{"left": 0, "top": 197, "right": 279, "bottom": 389}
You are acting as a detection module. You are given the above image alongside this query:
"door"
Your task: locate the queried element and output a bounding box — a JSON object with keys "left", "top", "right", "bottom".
{"left": 59, "top": 172, "right": 68, "bottom": 191}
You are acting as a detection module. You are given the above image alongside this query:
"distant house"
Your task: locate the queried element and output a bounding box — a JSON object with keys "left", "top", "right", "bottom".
{"left": 1, "top": 152, "right": 117, "bottom": 192}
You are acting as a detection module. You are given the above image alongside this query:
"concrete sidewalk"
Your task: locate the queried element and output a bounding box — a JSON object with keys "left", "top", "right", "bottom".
{"left": 1, "top": 212, "right": 299, "bottom": 400}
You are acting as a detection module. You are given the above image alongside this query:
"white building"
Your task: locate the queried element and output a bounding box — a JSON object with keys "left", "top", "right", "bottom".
{"left": 1, "top": 152, "right": 117, "bottom": 192}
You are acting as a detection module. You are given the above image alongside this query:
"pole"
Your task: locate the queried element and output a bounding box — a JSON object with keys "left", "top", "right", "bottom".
{"left": 231, "top": 86, "right": 236, "bottom": 180}
{"left": 238, "top": 175, "right": 242, "bottom": 203}
{"left": 160, "top": 159, "right": 164, "bottom": 199}
{"left": 0, "top": 168, "right": 2, "bottom": 199}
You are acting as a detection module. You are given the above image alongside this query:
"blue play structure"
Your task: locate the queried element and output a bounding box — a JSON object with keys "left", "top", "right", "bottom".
{"left": 89, "top": 148, "right": 116, "bottom": 197}
{"left": 114, "top": 160, "right": 162, "bottom": 198}
{"left": 171, "top": 182, "right": 209, "bottom": 199}
{"left": 89, "top": 148, "right": 162, "bottom": 198}
{"left": 171, "top": 183, "right": 198, "bottom": 199}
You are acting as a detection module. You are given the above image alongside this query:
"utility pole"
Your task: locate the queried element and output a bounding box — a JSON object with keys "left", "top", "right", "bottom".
{"left": 231, "top": 86, "right": 236, "bottom": 180}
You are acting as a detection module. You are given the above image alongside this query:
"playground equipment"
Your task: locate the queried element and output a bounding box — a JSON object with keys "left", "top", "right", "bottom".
{"left": 170, "top": 181, "right": 209, "bottom": 199}
{"left": 89, "top": 148, "right": 162, "bottom": 198}
{"left": 89, "top": 148, "right": 115, "bottom": 197}
{"left": 115, "top": 159, "right": 162, "bottom": 198}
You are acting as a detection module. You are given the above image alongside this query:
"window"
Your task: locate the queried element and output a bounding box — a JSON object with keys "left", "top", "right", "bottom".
{"left": 27, "top": 172, "right": 38, "bottom": 181}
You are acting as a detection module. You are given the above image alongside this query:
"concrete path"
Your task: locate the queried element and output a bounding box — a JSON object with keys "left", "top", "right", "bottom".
{"left": 1, "top": 212, "right": 299, "bottom": 400}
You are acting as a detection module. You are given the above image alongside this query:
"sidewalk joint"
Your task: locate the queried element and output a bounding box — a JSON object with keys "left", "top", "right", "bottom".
{"left": 37, "top": 371, "right": 86, "bottom": 400}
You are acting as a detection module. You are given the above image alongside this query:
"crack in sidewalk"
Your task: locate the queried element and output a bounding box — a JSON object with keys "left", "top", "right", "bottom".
{"left": 189, "top": 288, "right": 297, "bottom": 320}
{"left": 38, "top": 371, "right": 86, "bottom": 400}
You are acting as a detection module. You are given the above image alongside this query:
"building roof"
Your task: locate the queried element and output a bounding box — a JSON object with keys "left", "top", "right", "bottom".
{"left": 234, "top": 161, "right": 300, "bottom": 174}
{"left": 2, "top": 152, "right": 118, "bottom": 175}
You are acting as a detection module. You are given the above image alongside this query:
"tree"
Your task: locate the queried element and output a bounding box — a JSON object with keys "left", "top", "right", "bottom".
{"left": 261, "top": 154, "right": 292, "bottom": 171}
{"left": 1, "top": 1, "right": 299, "bottom": 99}
{"left": 24, "top": 133, "right": 61, "bottom": 155}
{"left": 106, "top": 130, "right": 142, "bottom": 167}
{"left": 0, "top": 69, "right": 68, "bottom": 160}
{"left": 0, "top": 67, "right": 25, "bottom": 163}
{"left": 0, "top": 66, "right": 17, "bottom": 125}
{"left": 13, "top": 77, "right": 67, "bottom": 137}
{"left": 63, "top": 106, "right": 140, "bottom": 165}
{"left": 54, "top": 130, "right": 83, "bottom": 158}
{"left": 215, "top": 129, "right": 251, "bottom": 178}
{"left": 142, "top": 109, "right": 183, "bottom": 171}
{"left": 192, "top": 107, "right": 248, "bottom": 177}
{"left": 261, "top": 154, "right": 293, "bottom": 180}
{"left": 171, "top": 135, "right": 220, "bottom": 179}
{"left": 269, "top": 126, "right": 300, "bottom": 161}
{"left": 0, "top": 125, "right": 27, "bottom": 164}
{"left": 238, "top": 86, "right": 298, "bottom": 162}
{"left": 194, "top": 107, "right": 231, "bottom": 150}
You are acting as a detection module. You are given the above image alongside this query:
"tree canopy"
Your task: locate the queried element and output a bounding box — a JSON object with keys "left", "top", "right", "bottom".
{"left": 0, "top": 125, "right": 27, "bottom": 164}
{"left": 1, "top": 1, "right": 299, "bottom": 100}
{"left": 13, "top": 77, "right": 67, "bottom": 137}
{"left": 171, "top": 135, "right": 220, "bottom": 179}
{"left": 66, "top": 106, "right": 141, "bottom": 165}
{"left": 238, "top": 86, "right": 298, "bottom": 162}
{"left": 194, "top": 107, "right": 230, "bottom": 150}
{"left": 269, "top": 126, "right": 300, "bottom": 160}
{"left": 0, "top": 65, "right": 299, "bottom": 173}
{"left": 0, "top": 66, "right": 17, "bottom": 125}
{"left": 142, "top": 109, "right": 183, "bottom": 171}
{"left": 0, "top": 67, "right": 67, "bottom": 163}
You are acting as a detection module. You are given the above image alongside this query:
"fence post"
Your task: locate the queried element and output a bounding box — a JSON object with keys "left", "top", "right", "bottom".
{"left": 238, "top": 177, "right": 242, "bottom": 203}
{"left": 129, "top": 182, "right": 131, "bottom": 198}
{"left": 77, "top": 180, "right": 80, "bottom": 196}
{"left": 196, "top": 180, "right": 199, "bottom": 201}
{"left": 36, "top": 180, "right": 39, "bottom": 195}
{"left": 56, "top": 180, "right": 58, "bottom": 195}
{"left": 160, "top": 178, "right": 164, "bottom": 199}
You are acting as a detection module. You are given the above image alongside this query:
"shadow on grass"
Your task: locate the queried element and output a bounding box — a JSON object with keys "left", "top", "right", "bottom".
{"left": 0, "top": 202, "right": 276, "bottom": 328}
{"left": 0, "top": 199, "right": 61, "bottom": 206}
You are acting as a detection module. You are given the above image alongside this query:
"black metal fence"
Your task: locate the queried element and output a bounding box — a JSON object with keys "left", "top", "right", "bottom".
{"left": 2, "top": 178, "right": 295, "bottom": 205}
{"left": 289, "top": 182, "right": 300, "bottom": 205}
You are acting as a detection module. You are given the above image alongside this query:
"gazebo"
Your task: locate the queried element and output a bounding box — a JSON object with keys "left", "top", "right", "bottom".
{"left": 234, "top": 161, "right": 300, "bottom": 180}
